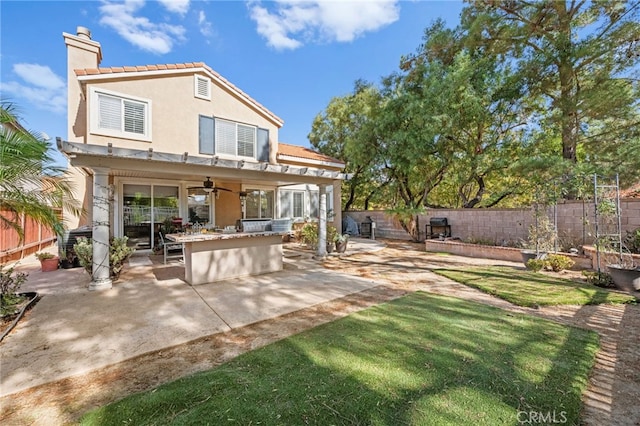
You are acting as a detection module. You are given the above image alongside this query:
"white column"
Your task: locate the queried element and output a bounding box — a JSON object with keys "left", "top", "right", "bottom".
{"left": 89, "top": 168, "right": 112, "bottom": 291}
{"left": 316, "top": 185, "right": 327, "bottom": 258}
{"left": 332, "top": 179, "right": 342, "bottom": 234}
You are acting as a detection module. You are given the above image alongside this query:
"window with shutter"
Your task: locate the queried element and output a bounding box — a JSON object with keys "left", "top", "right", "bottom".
{"left": 213, "top": 119, "right": 257, "bottom": 159}
{"left": 237, "top": 124, "right": 255, "bottom": 157}
{"left": 194, "top": 75, "right": 211, "bottom": 100}
{"left": 98, "top": 94, "right": 121, "bottom": 130}
{"left": 91, "top": 88, "right": 150, "bottom": 141}
{"left": 215, "top": 119, "right": 236, "bottom": 155}
{"left": 123, "top": 100, "right": 145, "bottom": 134}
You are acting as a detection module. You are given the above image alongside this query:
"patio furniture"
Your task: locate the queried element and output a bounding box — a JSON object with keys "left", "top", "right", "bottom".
{"left": 159, "top": 232, "right": 184, "bottom": 264}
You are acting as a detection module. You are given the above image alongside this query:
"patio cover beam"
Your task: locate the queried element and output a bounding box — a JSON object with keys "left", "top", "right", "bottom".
{"left": 57, "top": 139, "right": 346, "bottom": 185}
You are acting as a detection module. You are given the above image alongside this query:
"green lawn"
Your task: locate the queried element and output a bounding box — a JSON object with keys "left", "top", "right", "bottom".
{"left": 82, "top": 293, "right": 598, "bottom": 425}
{"left": 434, "top": 266, "right": 638, "bottom": 307}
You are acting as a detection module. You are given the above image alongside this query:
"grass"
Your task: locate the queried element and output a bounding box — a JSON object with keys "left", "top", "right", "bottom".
{"left": 434, "top": 266, "right": 638, "bottom": 307}
{"left": 82, "top": 293, "right": 599, "bottom": 425}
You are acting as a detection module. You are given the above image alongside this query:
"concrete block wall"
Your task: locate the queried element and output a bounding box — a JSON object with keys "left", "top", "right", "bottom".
{"left": 344, "top": 199, "right": 640, "bottom": 244}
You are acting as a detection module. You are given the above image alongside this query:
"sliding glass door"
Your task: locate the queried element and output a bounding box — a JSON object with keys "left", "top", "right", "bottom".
{"left": 122, "top": 184, "right": 179, "bottom": 249}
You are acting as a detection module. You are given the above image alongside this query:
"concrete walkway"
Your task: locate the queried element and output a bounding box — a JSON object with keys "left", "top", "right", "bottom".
{"left": 0, "top": 238, "right": 384, "bottom": 397}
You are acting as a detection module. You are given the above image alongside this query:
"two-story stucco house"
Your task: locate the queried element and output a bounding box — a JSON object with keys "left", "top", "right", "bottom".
{"left": 58, "top": 26, "right": 346, "bottom": 290}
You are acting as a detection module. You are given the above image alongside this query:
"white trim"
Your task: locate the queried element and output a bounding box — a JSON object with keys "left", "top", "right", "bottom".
{"left": 277, "top": 154, "right": 344, "bottom": 169}
{"left": 89, "top": 87, "right": 152, "bottom": 142}
{"left": 194, "top": 75, "right": 211, "bottom": 100}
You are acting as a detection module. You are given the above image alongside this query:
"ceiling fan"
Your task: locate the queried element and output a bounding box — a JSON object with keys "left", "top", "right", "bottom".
{"left": 187, "top": 177, "right": 232, "bottom": 195}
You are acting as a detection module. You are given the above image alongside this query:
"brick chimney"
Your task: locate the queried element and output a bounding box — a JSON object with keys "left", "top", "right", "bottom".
{"left": 63, "top": 26, "right": 102, "bottom": 142}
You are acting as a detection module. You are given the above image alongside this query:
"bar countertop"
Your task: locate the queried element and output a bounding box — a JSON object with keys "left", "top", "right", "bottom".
{"left": 165, "top": 231, "right": 284, "bottom": 243}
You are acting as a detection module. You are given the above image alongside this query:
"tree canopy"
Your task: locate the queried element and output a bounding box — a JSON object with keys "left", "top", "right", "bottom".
{"left": 309, "top": 0, "right": 640, "bottom": 219}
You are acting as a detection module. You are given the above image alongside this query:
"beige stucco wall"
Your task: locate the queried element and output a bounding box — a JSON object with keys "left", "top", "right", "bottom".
{"left": 80, "top": 74, "right": 280, "bottom": 162}
{"left": 214, "top": 182, "right": 242, "bottom": 228}
{"left": 64, "top": 32, "right": 101, "bottom": 144}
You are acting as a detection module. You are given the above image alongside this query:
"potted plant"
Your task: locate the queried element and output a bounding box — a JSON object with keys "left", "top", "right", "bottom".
{"left": 35, "top": 252, "right": 59, "bottom": 272}
{"left": 326, "top": 225, "right": 338, "bottom": 254}
{"left": 604, "top": 243, "right": 640, "bottom": 293}
{"left": 607, "top": 262, "right": 640, "bottom": 293}
{"left": 335, "top": 234, "right": 349, "bottom": 253}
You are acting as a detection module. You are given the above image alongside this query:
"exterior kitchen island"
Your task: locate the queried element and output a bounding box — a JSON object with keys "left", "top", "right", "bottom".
{"left": 166, "top": 231, "right": 285, "bottom": 285}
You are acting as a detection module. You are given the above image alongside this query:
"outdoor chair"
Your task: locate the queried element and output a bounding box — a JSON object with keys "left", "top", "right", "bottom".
{"left": 159, "top": 232, "right": 184, "bottom": 264}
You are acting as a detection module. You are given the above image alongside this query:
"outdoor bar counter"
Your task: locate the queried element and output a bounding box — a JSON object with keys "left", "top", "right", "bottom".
{"left": 166, "top": 231, "right": 285, "bottom": 285}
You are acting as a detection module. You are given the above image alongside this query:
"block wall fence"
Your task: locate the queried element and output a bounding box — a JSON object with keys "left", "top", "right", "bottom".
{"left": 344, "top": 199, "right": 640, "bottom": 246}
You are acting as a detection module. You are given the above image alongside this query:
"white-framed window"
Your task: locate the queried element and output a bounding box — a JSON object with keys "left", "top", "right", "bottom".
{"left": 278, "top": 185, "right": 333, "bottom": 220}
{"left": 245, "top": 188, "right": 274, "bottom": 219}
{"left": 293, "top": 192, "right": 304, "bottom": 218}
{"left": 199, "top": 116, "right": 268, "bottom": 161}
{"left": 215, "top": 119, "right": 256, "bottom": 159}
{"left": 194, "top": 75, "right": 211, "bottom": 100}
{"left": 90, "top": 87, "right": 151, "bottom": 141}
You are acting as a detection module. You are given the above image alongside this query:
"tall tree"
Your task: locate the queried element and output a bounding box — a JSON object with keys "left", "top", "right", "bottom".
{"left": 0, "top": 102, "right": 82, "bottom": 242}
{"left": 462, "top": 1, "right": 640, "bottom": 176}
{"left": 309, "top": 81, "right": 387, "bottom": 211}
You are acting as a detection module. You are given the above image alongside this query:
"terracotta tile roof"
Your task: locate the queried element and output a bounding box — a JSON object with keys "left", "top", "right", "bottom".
{"left": 74, "top": 62, "right": 283, "bottom": 126}
{"left": 277, "top": 143, "right": 345, "bottom": 166}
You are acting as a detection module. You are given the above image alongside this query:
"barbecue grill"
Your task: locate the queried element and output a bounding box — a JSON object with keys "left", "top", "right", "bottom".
{"left": 426, "top": 217, "right": 451, "bottom": 239}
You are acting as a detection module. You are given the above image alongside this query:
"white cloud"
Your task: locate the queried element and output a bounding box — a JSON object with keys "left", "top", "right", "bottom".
{"left": 198, "top": 10, "right": 213, "bottom": 37}
{"left": 0, "top": 64, "right": 66, "bottom": 113}
{"left": 158, "top": 0, "right": 190, "bottom": 15}
{"left": 99, "top": 0, "right": 186, "bottom": 55}
{"left": 248, "top": 0, "right": 400, "bottom": 50}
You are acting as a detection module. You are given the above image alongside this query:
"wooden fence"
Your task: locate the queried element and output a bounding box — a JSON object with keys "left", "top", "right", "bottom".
{"left": 0, "top": 209, "right": 60, "bottom": 264}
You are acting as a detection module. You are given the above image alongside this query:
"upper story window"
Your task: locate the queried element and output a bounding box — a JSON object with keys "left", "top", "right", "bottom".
{"left": 199, "top": 115, "right": 270, "bottom": 161}
{"left": 194, "top": 75, "right": 211, "bottom": 100}
{"left": 90, "top": 87, "right": 151, "bottom": 141}
{"left": 216, "top": 119, "right": 255, "bottom": 158}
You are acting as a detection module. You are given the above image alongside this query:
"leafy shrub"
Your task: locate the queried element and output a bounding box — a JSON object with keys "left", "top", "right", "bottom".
{"left": 0, "top": 266, "right": 28, "bottom": 315}
{"left": 624, "top": 228, "right": 640, "bottom": 254}
{"left": 297, "top": 222, "right": 318, "bottom": 248}
{"left": 34, "top": 252, "right": 55, "bottom": 261}
{"left": 110, "top": 237, "right": 135, "bottom": 279}
{"left": 545, "top": 254, "right": 575, "bottom": 272}
{"left": 327, "top": 224, "right": 338, "bottom": 243}
{"left": 526, "top": 258, "right": 546, "bottom": 272}
{"left": 74, "top": 236, "right": 135, "bottom": 280}
{"left": 74, "top": 237, "right": 93, "bottom": 276}
{"left": 582, "top": 271, "right": 614, "bottom": 288}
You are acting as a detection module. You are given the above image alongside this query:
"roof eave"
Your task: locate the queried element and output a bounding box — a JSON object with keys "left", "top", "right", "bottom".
{"left": 76, "top": 66, "right": 284, "bottom": 128}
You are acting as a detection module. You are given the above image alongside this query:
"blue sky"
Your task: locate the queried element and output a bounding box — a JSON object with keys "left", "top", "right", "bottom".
{"left": 1, "top": 0, "right": 464, "bottom": 168}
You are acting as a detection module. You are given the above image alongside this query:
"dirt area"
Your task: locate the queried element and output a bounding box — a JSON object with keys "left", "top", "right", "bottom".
{"left": 1, "top": 240, "right": 639, "bottom": 425}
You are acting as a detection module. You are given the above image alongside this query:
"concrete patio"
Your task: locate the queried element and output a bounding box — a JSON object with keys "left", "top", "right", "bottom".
{"left": 0, "top": 238, "right": 385, "bottom": 397}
